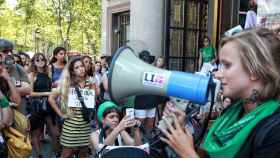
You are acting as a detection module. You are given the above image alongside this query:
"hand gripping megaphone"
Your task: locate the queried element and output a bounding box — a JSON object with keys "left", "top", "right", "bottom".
{"left": 108, "top": 46, "right": 219, "bottom": 105}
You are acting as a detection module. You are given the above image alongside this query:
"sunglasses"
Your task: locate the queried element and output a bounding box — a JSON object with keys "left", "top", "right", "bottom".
{"left": 35, "top": 58, "right": 45, "bottom": 62}
{"left": 2, "top": 50, "right": 12, "bottom": 54}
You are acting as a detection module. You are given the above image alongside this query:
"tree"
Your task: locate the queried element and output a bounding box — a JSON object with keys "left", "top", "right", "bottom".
{"left": 0, "top": 0, "right": 101, "bottom": 56}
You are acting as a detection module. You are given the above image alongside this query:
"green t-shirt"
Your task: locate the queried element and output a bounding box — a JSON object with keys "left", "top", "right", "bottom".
{"left": 200, "top": 45, "right": 215, "bottom": 63}
{"left": 122, "top": 96, "right": 135, "bottom": 108}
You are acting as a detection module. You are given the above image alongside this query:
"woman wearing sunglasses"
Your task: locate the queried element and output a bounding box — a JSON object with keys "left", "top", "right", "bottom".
{"left": 29, "top": 53, "right": 58, "bottom": 158}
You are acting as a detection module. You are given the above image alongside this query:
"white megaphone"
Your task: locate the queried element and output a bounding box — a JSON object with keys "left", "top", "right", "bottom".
{"left": 108, "top": 46, "right": 219, "bottom": 105}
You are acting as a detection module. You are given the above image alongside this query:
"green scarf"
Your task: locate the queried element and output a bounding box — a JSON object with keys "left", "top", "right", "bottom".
{"left": 203, "top": 100, "right": 279, "bottom": 158}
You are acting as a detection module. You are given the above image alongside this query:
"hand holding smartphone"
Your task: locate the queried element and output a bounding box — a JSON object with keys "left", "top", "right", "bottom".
{"left": 126, "top": 108, "right": 134, "bottom": 120}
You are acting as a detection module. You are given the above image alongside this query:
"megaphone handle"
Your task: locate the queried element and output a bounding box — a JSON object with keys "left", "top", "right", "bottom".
{"left": 195, "top": 77, "right": 216, "bottom": 145}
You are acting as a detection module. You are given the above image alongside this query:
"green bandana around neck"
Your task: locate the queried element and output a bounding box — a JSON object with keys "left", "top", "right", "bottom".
{"left": 203, "top": 100, "right": 279, "bottom": 158}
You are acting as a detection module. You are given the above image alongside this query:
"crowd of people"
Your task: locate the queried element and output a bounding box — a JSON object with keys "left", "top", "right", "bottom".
{"left": 0, "top": 41, "right": 112, "bottom": 158}
{"left": 0, "top": 40, "right": 169, "bottom": 158}
{"left": 0, "top": 27, "right": 280, "bottom": 158}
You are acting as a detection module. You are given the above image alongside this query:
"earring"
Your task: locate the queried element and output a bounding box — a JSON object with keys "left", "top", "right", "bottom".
{"left": 245, "top": 89, "right": 260, "bottom": 103}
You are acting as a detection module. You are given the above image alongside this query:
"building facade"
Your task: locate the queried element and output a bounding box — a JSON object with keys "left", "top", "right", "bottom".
{"left": 101, "top": 0, "right": 249, "bottom": 72}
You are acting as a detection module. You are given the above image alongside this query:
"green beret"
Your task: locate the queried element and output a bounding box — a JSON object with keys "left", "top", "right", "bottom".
{"left": 97, "top": 101, "right": 118, "bottom": 122}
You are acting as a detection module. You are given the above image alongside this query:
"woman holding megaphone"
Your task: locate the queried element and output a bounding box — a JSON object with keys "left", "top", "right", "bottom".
{"left": 160, "top": 28, "right": 280, "bottom": 158}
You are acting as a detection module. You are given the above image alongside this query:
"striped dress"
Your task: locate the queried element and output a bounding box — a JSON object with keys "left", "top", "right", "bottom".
{"left": 60, "top": 108, "right": 91, "bottom": 147}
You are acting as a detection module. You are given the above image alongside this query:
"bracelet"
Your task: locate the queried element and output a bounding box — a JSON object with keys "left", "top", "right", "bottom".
{"left": 0, "top": 96, "right": 9, "bottom": 108}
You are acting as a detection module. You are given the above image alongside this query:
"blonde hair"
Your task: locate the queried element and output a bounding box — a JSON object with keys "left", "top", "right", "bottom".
{"left": 220, "top": 28, "right": 280, "bottom": 101}
{"left": 57, "top": 57, "right": 85, "bottom": 113}
{"left": 57, "top": 64, "right": 71, "bottom": 113}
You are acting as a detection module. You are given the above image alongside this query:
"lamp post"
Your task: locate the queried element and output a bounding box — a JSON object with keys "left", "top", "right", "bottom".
{"left": 34, "top": 28, "right": 40, "bottom": 53}
{"left": 65, "top": 12, "right": 71, "bottom": 51}
{"left": 64, "top": 38, "right": 70, "bottom": 51}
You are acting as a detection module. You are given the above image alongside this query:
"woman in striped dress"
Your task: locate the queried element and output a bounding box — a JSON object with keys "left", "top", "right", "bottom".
{"left": 49, "top": 57, "right": 99, "bottom": 158}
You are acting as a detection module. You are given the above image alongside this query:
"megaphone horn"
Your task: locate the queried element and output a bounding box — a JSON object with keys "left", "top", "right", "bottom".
{"left": 108, "top": 46, "right": 211, "bottom": 105}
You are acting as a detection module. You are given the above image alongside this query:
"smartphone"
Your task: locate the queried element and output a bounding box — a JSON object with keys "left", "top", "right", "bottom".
{"left": 126, "top": 108, "right": 134, "bottom": 119}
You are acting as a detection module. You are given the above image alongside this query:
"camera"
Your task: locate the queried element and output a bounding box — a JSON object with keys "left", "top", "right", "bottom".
{"left": 3, "top": 55, "right": 15, "bottom": 69}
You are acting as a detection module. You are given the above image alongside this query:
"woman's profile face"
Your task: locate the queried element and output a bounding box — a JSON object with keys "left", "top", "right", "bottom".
{"left": 55, "top": 50, "right": 66, "bottom": 62}
{"left": 215, "top": 41, "right": 252, "bottom": 99}
{"left": 95, "top": 62, "right": 101, "bottom": 72}
{"left": 102, "top": 112, "right": 120, "bottom": 129}
{"left": 83, "top": 57, "right": 92, "bottom": 71}
{"left": 20, "top": 55, "right": 26, "bottom": 63}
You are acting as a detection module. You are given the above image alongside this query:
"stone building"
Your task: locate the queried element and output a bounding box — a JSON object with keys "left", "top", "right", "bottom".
{"left": 101, "top": 0, "right": 251, "bottom": 71}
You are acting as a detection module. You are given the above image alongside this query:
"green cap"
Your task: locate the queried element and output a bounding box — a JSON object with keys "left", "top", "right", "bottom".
{"left": 97, "top": 101, "right": 118, "bottom": 122}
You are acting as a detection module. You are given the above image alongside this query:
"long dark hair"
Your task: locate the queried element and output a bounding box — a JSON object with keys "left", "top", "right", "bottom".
{"left": 68, "top": 57, "right": 91, "bottom": 122}
{"left": 95, "top": 61, "right": 102, "bottom": 74}
{"left": 68, "top": 57, "right": 86, "bottom": 86}
{"left": 13, "top": 54, "right": 24, "bottom": 66}
{"left": 82, "top": 55, "right": 94, "bottom": 77}
{"left": 49, "top": 47, "right": 67, "bottom": 65}
{"left": 100, "top": 107, "right": 121, "bottom": 139}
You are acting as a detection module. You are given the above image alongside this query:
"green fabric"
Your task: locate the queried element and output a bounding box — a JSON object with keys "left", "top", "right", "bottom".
{"left": 122, "top": 96, "right": 135, "bottom": 108}
{"left": 0, "top": 96, "right": 9, "bottom": 108}
{"left": 97, "top": 101, "right": 118, "bottom": 122}
{"left": 203, "top": 100, "right": 280, "bottom": 158}
{"left": 200, "top": 45, "right": 215, "bottom": 63}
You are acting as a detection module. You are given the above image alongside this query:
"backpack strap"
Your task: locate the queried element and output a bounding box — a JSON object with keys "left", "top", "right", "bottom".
{"left": 50, "top": 64, "right": 54, "bottom": 82}
{"left": 74, "top": 87, "right": 90, "bottom": 122}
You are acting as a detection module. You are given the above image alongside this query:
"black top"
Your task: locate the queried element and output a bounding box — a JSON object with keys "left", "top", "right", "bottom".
{"left": 134, "top": 95, "right": 169, "bottom": 109}
{"left": 33, "top": 73, "right": 51, "bottom": 92}
{"left": 204, "top": 107, "right": 280, "bottom": 158}
{"left": 236, "top": 108, "right": 280, "bottom": 158}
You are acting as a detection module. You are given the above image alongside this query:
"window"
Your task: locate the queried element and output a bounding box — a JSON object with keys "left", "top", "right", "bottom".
{"left": 239, "top": 0, "right": 250, "bottom": 28}
{"left": 112, "top": 11, "right": 130, "bottom": 54}
{"left": 166, "top": 0, "right": 209, "bottom": 72}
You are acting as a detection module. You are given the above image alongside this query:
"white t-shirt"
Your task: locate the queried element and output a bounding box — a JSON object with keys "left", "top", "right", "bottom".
{"left": 245, "top": 10, "right": 257, "bottom": 29}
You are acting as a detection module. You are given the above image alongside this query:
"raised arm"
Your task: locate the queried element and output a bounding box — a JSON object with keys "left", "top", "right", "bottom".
{"left": 104, "top": 116, "right": 135, "bottom": 146}
{"left": 1, "top": 68, "right": 21, "bottom": 105}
